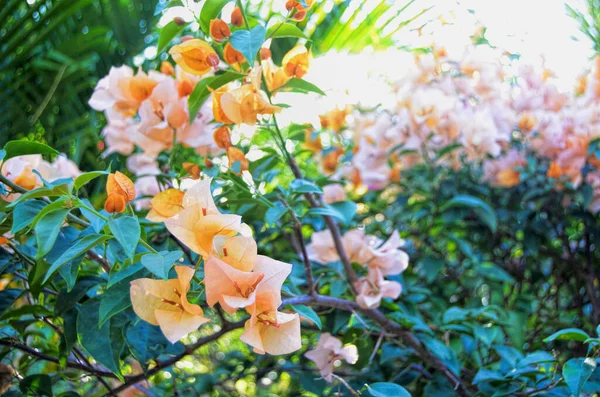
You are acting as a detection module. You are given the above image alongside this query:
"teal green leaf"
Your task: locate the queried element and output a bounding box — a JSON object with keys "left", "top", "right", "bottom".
{"left": 20, "top": 374, "right": 53, "bottom": 396}
{"left": 108, "top": 216, "right": 140, "bottom": 259}
{"left": 229, "top": 25, "right": 266, "bottom": 64}
{"left": 0, "top": 289, "right": 21, "bottom": 316}
{"left": 140, "top": 250, "right": 182, "bottom": 280}
{"left": 290, "top": 179, "right": 322, "bottom": 194}
{"left": 12, "top": 200, "right": 47, "bottom": 234}
{"left": 544, "top": 328, "right": 590, "bottom": 343}
{"left": 35, "top": 208, "right": 70, "bottom": 258}
{"left": 291, "top": 304, "right": 321, "bottom": 329}
{"left": 441, "top": 194, "right": 497, "bottom": 232}
{"left": 367, "top": 383, "right": 411, "bottom": 397}
{"left": 563, "top": 358, "right": 596, "bottom": 397}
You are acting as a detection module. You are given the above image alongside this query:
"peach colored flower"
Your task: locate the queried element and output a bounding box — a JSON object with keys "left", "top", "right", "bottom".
{"left": 354, "top": 268, "right": 402, "bottom": 309}
{"left": 305, "top": 333, "right": 358, "bottom": 382}
{"left": 164, "top": 179, "right": 241, "bottom": 257}
{"left": 322, "top": 184, "right": 346, "bottom": 204}
{"left": 169, "top": 39, "right": 219, "bottom": 76}
{"left": 147, "top": 189, "right": 185, "bottom": 222}
{"left": 130, "top": 266, "right": 210, "bottom": 343}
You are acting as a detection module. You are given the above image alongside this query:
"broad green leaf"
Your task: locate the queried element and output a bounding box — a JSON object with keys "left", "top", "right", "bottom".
{"left": 517, "top": 351, "right": 556, "bottom": 368}
{"left": 441, "top": 194, "right": 497, "bottom": 232}
{"left": 563, "top": 358, "right": 596, "bottom": 397}
{"left": 199, "top": 0, "right": 232, "bottom": 34}
{"left": 3, "top": 140, "right": 59, "bottom": 161}
{"left": 30, "top": 198, "right": 76, "bottom": 229}
{"left": 11, "top": 200, "right": 47, "bottom": 234}
{"left": 44, "top": 234, "right": 113, "bottom": 283}
{"left": 0, "top": 289, "right": 21, "bottom": 316}
{"left": 55, "top": 276, "right": 103, "bottom": 315}
{"left": 290, "top": 179, "right": 322, "bottom": 194}
{"left": 265, "top": 203, "right": 287, "bottom": 225}
{"left": 157, "top": 20, "right": 186, "bottom": 54}
{"left": 291, "top": 304, "right": 322, "bottom": 329}
{"left": 188, "top": 71, "right": 246, "bottom": 122}
{"left": 1, "top": 304, "right": 52, "bottom": 320}
{"left": 266, "top": 22, "right": 308, "bottom": 39}
{"left": 275, "top": 78, "right": 326, "bottom": 96}
{"left": 328, "top": 201, "right": 357, "bottom": 224}
{"left": 7, "top": 187, "right": 59, "bottom": 208}
{"left": 544, "top": 328, "right": 590, "bottom": 343}
{"left": 20, "top": 374, "right": 53, "bottom": 396}
{"left": 419, "top": 256, "right": 445, "bottom": 283}
{"left": 229, "top": 25, "right": 266, "bottom": 64}
{"left": 472, "top": 368, "right": 505, "bottom": 384}
{"left": 125, "top": 321, "right": 185, "bottom": 368}
{"left": 77, "top": 299, "right": 126, "bottom": 379}
{"left": 108, "top": 216, "right": 140, "bottom": 259}
{"left": 475, "top": 262, "right": 514, "bottom": 283}
{"left": 367, "top": 383, "right": 411, "bottom": 397}
{"left": 107, "top": 262, "right": 144, "bottom": 288}
{"left": 74, "top": 171, "right": 108, "bottom": 190}
{"left": 98, "top": 274, "right": 138, "bottom": 327}
{"left": 140, "top": 250, "right": 183, "bottom": 280}
{"left": 35, "top": 208, "right": 70, "bottom": 258}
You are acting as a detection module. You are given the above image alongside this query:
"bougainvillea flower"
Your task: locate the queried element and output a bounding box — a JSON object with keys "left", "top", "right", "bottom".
{"left": 231, "top": 7, "right": 243, "bottom": 27}
{"left": 130, "top": 266, "right": 209, "bottom": 343}
{"left": 169, "top": 39, "right": 219, "bottom": 76}
{"left": 1, "top": 155, "right": 41, "bottom": 192}
{"left": 213, "top": 125, "right": 232, "bottom": 149}
{"left": 105, "top": 171, "right": 135, "bottom": 213}
{"left": 164, "top": 179, "right": 242, "bottom": 257}
{"left": 303, "top": 126, "right": 322, "bottom": 152}
{"left": 212, "top": 86, "right": 233, "bottom": 124}
{"left": 262, "top": 57, "right": 290, "bottom": 92}
{"left": 282, "top": 44, "right": 310, "bottom": 78}
{"left": 354, "top": 268, "right": 402, "bottom": 309}
{"left": 305, "top": 333, "right": 358, "bottom": 382}
{"left": 483, "top": 149, "right": 526, "bottom": 188}
{"left": 240, "top": 310, "right": 301, "bottom": 355}
{"left": 307, "top": 230, "right": 340, "bottom": 264}
{"left": 223, "top": 42, "right": 246, "bottom": 71}
{"left": 146, "top": 188, "right": 185, "bottom": 222}
{"left": 211, "top": 235, "right": 257, "bottom": 271}
{"left": 322, "top": 184, "right": 346, "bottom": 204}
{"left": 210, "top": 19, "right": 231, "bottom": 42}
{"left": 319, "top": 106, "right": 351, "bottom": 132}
{"left": 220, "top": 67, "right": 281, "bottom": 125}
{"left": 138, "top": 79, "right": 187, "bottom": 145}
{"left": 182, "top": 162, "right": 201, "bottom": 179}
{"left": 205, "top": 253, "right": 290, "bottom": 314}
{"left": 363, "top": 231, "right": 409, "bottom": 276}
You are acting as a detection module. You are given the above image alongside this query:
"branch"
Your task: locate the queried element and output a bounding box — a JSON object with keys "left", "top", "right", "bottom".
{"left": 282, "top": 295, "right": 472, "bottom": 396}
{"left": 277, "top": 195, "right": 315, "bottom": 296}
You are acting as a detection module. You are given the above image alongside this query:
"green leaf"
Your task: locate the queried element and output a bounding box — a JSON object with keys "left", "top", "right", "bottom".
{"left": 141, "top": 250, "right": 183, "bottom": 280}
{"left": 107, "top": 262, "right": 144, "bottom": 288}
{"left": 472, "top": 369, "right": 505, "bottom": 384}
{"left": 544, "top": 328, "right": 590, "bottom": 343}
{"left": 108, "top": 216, "right": 140, "bottom": 259}
{"left": 367, "top": 382, "right": 411, "bottom": 397}
{"left": 563, "top": 358, "right": 597, "bottom": 397}
{"left": 265, "top": 203, "right": 287, "bottom": 225}
{"left": 475, "top": 262, "right": 514, "bottom": 283}
{"left": 328, "top": 201, "right": 357, "bottom": 225}
{"left": 155, "top": 0, "right": 184, "bottom": 16}
{"left": 291, "top": 304, "right": 322, "bottom": 329}
{"left": 125, "top": 321, "right": 185, "bottom": 367}
{"left": 266, "top": 22, "right": 308, "bottom": 39}
{"left": 188, "top": 71, "right": 246, "bottom": 122}
{"left": 441, "top": 194, "right": 497, "bottom": 232}
{"left": 55, "top": 276, "right": 103, "bottom": 315}
{"left": 98, "top": 274, "right": 137, "bottom": 327}
{"left": 30, "top": 198, "right": 76, "bottom": 229}
{"left": 199, "top": 0, "right": 232, "bottom": 34}
{"left": 419, "top": 256, "right": 445, "bottom": 282}
{"left": 229, "top": 25, "right": 266, "bottom": 64}
{"left": 44, "top": 234, "right": 113, "bottom": 283}
{"left": 157, "top": 20, "right": 186, "bottom": 54}
{"left": 35, "top": 208, "right": 70, "bottom": 258}
{"left": 11, "top": 200, "right": 47, "bottom": 234}
{"left": 0, "top": 289, "right": 21, "bottom": 316}
{"left": 3, "top": 140, "right": 59, "bottom": 161}
{"left": 74, "top": 171, "right": 108, "bottom": 191}
{"left": 290, "top": 179, "right": 322, "bottom": 194}
{"left": 20, "top": 374, "right": 53, "bottom": 396}
{"left": 275, "top": 78, "right": 326, "bottom": 95}
{"left": 77, "top": 299, "right": 126, "bottom": 379}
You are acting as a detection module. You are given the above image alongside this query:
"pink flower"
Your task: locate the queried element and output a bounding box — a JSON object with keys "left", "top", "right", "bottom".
{"left": 322, "top": 184, "right": 346, "bottom": 204}
{"left": 305, "top": 333, "right": 358, "bottom": 382}
{"left": 354, "top": 268, "right": 402, "bottom": 309}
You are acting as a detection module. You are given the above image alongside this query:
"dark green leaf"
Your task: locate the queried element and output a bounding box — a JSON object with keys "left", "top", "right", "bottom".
{"left": 125, "top": 321, "right": 185, "bottom": 367}
{"left": 441, "top": 194, "right": 497, "bottom": 232}
{"left": 108, "top": 216, "right": 140, "bottom": 259}
{"left": 11, "top": 200, "right": 47, "bottom": 234}
{"left": 20, "top": 374, "right": 53, "bottom": 396}
{"left": 563, "top": 358, "right": 596, "bottom": 397}
{"left": 3, "top": 140, "right": 59, "bottom": 161}
{"left": 0, "top": 289, "right": 21, "bottom": 316}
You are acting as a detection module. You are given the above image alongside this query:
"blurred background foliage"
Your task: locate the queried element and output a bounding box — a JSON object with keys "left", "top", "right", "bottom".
{"left": 0, "top": 0, "right": 424, "bottom": 172}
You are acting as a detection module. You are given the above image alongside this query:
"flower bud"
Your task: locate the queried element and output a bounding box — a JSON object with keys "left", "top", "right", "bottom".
{"left": 292, "top": 9, "right": 306, "bottom": 21}
{"left": 173, "top": 17, "right": 186, "bottom": 26}
{"left": 231, "top": 7, "right": 244, "bottom": 27}
{"left": 169, "top": 39, "right": 218, "bottom": 76}
{"left": 105, "top": 193, "right": 127, "bottom": 213}
{"left": 210, "top": 18, "right": 231, "bottom": 42}
{"left": 260, "top": 48, "right": 272, "bottom": 60}
{"left": 223, "top": 42, "right": 246, "bottom": 69}
{"left": 213, "top": 126, "right": 232, "bottom": 149}
{"left": 204, "top": 158, "right": 215, "bottom": 168}
{"left": 182, "top": 162, "right": 201, "bottom": 179}
{"left": 161, "top": 61, "right": 175, "bottom": 76}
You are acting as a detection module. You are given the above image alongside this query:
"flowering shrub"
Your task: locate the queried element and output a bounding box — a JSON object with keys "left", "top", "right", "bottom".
{"left": 0, "top": 2, "right": 599, "bottom": 397}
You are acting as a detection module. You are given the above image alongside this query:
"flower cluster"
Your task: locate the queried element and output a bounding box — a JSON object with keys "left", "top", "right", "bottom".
{"left": 304, "top": 333, "right": 358, "bottom": 382}
{"left": 308, "top": 229, "right": 409, "bottom": 309}
{"left": 338, "top": 46, "right": 600, "bottom": 213}
{"left": 1, "top": 154, "right": 81, "bottom": 201}
{"left": 130, "top": 179, "right": 301, "bottom": 354}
